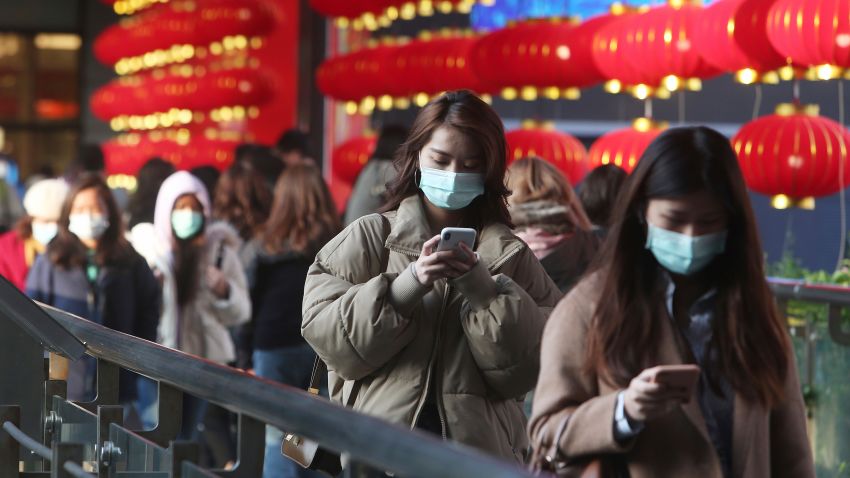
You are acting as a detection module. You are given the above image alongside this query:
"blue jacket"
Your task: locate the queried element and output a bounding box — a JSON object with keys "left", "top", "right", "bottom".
{"left": 26, "top": 250, "right": 161, "bottom": 401}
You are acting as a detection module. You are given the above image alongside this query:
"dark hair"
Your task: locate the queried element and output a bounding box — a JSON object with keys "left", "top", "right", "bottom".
{"left": 49, "top": 174, "right": 133, "bottom": 268}
{"left": 235, "top": 143, "right": 284, "bottom": 185}
{"left": 579, "top": 164, "right": 627, "bottom": 227}
{"left": 127, "top": 158, "right": 176, "bottom": 228}
{"left": 13, "top": 216, "right": 32, "bottom": 240}
{"left": 275, "top": 129, "right": 311, "bottom": 156}
{"left": 371, "top": 124, "right": 409, "bottom": 161}
{"left": 585, "top": 126, "right": 790, "bottom": 408}
{"left": 381, "top": 90, "right": 512, "bottom": 229}
{"left": 189, "top": 166, "right": 220, "bottom": 200}
{"left": 261, "top": 164, "right": 340, "bottom": 258}
{"left": 66, "top": 144, "right": 105, "bottom": 180}
{"left": 213, "top": 161, "right": 273, "bottom": 241}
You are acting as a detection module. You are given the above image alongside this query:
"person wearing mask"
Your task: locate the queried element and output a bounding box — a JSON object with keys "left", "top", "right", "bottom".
{"left": 25, "top": 174, "right": 160, "bottom": 412}
{"left": 142, "top": 171, "right": 250, "bottom": 442}
{"left": 0, "top": 179, "right": 68, "bottom": 290}
{"left": 578, "top": 163, "right": 627, "bottom": 237}
{"left": 127, "top": 158, "right": 176, "bottom": 230}
{"left": 343, "top": 124, "right": 409, "bottom": 225}
{"left": 529, "top": 127, "right": 814, "bottom": 477}
{"left": 506, "top": 156, "right": 599, "bottom": 293}
{"left": 241, "top": 164, "right": 339, "bottom": 478}
{"left": 302, "top": 90, "right": 562, "bottom": 466}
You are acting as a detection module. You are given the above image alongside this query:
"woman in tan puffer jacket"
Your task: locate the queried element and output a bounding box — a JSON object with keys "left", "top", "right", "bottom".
{"left": 302, "top": 91, "right": 562, "bottom": 463}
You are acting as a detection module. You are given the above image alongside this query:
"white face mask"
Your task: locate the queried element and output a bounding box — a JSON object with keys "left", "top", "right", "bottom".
{"left": 68, "top": 213, "right": 109, "bottom": 241}
{"left": 31, "top": 222, "right": 58, "bottom": 246}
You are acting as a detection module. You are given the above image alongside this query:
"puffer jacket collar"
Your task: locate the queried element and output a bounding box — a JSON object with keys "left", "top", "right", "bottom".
{"left": 385, "top": 195, "right": 526, "bottom": 272}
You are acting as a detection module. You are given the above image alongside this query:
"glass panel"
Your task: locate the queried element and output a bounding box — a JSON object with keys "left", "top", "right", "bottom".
{"left": 0, "top": 34, "right": 25, "bottom": 121}
{"left": 181, "top": 461, "right": 221, "bottom": 477}
{"left": 33, "top": 33, "right": 80, "bottom": 122}
{"left": 52, "top": 397, "right": 97, "bottom": 464}
{"left": 108, "top": 423, "right": 168, "bottom": 472}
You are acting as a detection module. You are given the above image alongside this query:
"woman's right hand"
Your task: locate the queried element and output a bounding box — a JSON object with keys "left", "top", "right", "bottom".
{"left": 414, "top": 235, "right": 464, "bottom": 286}
{"left": 623, "top": 366, "right": 685, "bottom": 423}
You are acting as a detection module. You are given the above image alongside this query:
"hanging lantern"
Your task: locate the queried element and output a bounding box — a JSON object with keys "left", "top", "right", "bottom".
{"left": 617, "top": 0, "right": 719, "bottom": 94}
{"left": 94, "top": 0, "right": 274, "bottom": 68}
{"left": 473, "top": 15, "right": 615, "bottom": 100}
{"left": 766, "top": 0, "right": 850, "bottom": 80}
{"left": 103, "top": 135, "right": 239, "bottom": 176}
{"left": 592, "top": 11, "right": 660, "bottom": 96}
{"left": 332, "top": 135, "right": 377, "bottom": 184}
{"left": 399, "top": 33, "right": 485, "bottom": 98}
{"left": 505, "top": 122, "right": 587, "bottom": 185}
{"left": 587, "top": 118, "right": 667, "bottom": 174}
{"left": 732, "top": 103, "right": 850, "bottom": 208}
{"left": 692, "top": 0, "right": 787, "bottom": 84}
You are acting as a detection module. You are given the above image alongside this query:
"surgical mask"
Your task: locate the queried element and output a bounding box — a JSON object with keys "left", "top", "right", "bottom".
{"left": 645, "top": 223, "right": 727, "bottom": 276}
{"left": 171, "top": 209, "right": 204, "bottom": 240}
{"left": 69, "top": 214, "right": 109, "bottom": 242}
{"left": 419, "top": 166, "right": 484, "bottom": 210}
{"left": 31, "top": 222, "right": 58, "bottom": 246}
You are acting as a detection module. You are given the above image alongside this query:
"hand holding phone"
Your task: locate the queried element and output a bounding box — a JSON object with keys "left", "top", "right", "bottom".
{"left": 648, "top": 364, "right": 701, "bottom": 402}
{"left": 413, "top": 228, "right": 478, "bottom": 286}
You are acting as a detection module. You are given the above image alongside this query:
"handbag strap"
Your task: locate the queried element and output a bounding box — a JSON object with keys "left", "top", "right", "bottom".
{"left": 530, "top": 411, "right": 572, "bottom": 473}
{"left": 304, "top": 213, "right": 393, "bottom": 402}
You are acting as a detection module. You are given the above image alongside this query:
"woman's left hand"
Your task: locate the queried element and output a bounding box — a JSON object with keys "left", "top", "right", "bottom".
{"left": 443, "top": 242, "right": 478, "bottom": 279}
{"left": 206, "top": 266, "right": 231, "bottom": 299}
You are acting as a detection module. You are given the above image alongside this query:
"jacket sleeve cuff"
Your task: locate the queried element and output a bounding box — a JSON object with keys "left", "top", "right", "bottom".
{"left": 388, "top": 263, "right": 430, "bottom": 315}
{"left": 450, "top": 258, "right": 498, "bottom": 310}
{"left": 614, "top": 390, "right": 644, "bottom": 442}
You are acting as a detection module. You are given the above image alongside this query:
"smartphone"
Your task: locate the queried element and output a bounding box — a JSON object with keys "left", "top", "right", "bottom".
{"left": 436, "top": 227, "right": 477, "bottom": 253}
{"left": 649, "top": 364, "right": 701, "bottom": 402}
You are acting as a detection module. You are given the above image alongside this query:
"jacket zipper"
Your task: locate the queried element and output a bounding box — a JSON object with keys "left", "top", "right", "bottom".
{"left": 388, "top": 242, "right": 525, "bottom": 440}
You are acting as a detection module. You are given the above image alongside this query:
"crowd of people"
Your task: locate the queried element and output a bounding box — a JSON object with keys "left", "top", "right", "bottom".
{"left": 0, "top": 91, "right": 814, "bottom": 477}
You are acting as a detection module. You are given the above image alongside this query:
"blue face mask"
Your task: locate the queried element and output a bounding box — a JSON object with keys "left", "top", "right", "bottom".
{"left": 419, "top": 166, "right": 484, "bottom": 210}
{"left": 171, "top": 209, "right": 204, "bottom": 240}
{"left": 645, "top": 223, "right": 727, "bottom": 276}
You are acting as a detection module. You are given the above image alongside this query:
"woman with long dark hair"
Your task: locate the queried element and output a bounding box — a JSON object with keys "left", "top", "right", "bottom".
{"left": 244, "top": 164, "right": 339, "bottom": 478}
{"left": 302, "top": 90, "right": 561, "bottom": 464}
{"left": 529, "top": 127, "right": 814, "bottom": 477}
{"left": 26, "top": 174, "right": 160, "bottom": 408}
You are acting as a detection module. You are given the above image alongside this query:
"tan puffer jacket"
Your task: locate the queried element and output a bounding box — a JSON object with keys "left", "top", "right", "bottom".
{"left": 302, "top": 195, "right": 562, "bottom": 462}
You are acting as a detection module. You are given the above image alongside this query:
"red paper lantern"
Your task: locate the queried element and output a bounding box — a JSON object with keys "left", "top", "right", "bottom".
{"left": 94, "top": 0, "right": 274, "bottom": 67}
{"left": 103, "top": 135, "right": 239, "bottom": 175}
{"left": 91, "top": 68, "right": 273, "bottom": 122}
{"left": 732, "top": 103, "right": 850, "bottom": 202}
{"left": 317, "top": 43, "right": 405, "bottom": 102}
{"left": 767, "top": 0, "right": 850, "bottom": 75}
{"left": 505, "top": 124, "right": 587, "bottom": 185}
{"left": 587, "top": 118, "right": 667, "bottom": 174}
{"left": 618, "top": 1, "right": 719, "bottom": 90}
{"left": 592, "top": 12, "right": 656, "bottom": 89}
{"left": 692, "top": 0, "right": 787, "bottom": 78}
{"left": 332, "top": 135, "right": 377, "bottom": 184}
{"left": 474, "top": 16, "right": 615, "bottom": 94}
{"left": 397, "top": 35, "right": 485, "bottom": 97}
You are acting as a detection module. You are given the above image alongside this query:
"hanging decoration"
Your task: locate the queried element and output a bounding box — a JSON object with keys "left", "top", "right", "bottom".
{"left": 587, "top": 118, "right": 667, "bottom": 173}
{"left": 505, "top": 122, "right": 587, "bottom": 185}
{"left": 92, "top": 0, "right": 295, "bottom": 177}
{"left": 732, "top": 103, "right": 850, "bottom": 209}
{"left": 472, "top": 15, "right": 616, "bottom": 101}
{"left": 692, "top": 0, "right": 790, "bottom": 84}
{"left": 766, "top": 0, "right": 850, "bottom": 80}
{"left": 592, "top": 0, "right": 719, "bottom": 98}
{"left": 311, "top": 0, "right": 478, "bottom": 32}
{"left": 95, "top": 0, "right": 274, "bottom": 75}
{"left": 331, "top": 134, "right": 378, "bottom": 184}
{"left": 317, "top": 31, "right": 487, "bottom": 115}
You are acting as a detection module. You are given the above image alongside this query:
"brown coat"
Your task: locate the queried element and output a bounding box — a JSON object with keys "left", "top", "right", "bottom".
{"left": 529, "top": 275, "right": 815, "bottom": 478}
{"left": 302, "top": 195, "right": 563, "bottom": 462}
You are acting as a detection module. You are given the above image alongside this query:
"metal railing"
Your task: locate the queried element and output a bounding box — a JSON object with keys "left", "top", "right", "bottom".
{"left": 0, "top": 276, "right": 534, "bottom": 478}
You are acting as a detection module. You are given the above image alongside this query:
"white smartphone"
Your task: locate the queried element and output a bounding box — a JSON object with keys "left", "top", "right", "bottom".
{"left": 436, "top": 227, "right": 477, "bottom": 252}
